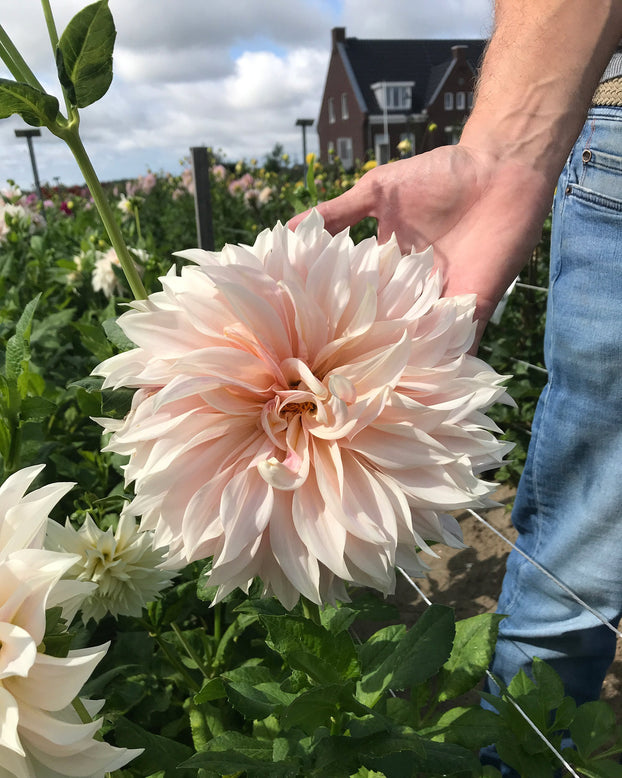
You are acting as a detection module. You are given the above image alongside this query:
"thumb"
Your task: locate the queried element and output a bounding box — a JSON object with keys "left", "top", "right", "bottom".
{"left": 288, "top": 184, "right": 374, "bottom": 235}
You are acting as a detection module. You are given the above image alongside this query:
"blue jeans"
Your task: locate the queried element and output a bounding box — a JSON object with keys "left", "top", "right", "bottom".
{"left": 481, "top": 106, "right": 622, "bottom": 775}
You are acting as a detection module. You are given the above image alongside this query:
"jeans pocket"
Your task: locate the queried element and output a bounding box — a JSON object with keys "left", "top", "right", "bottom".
{"left": 571, "top": 146, "right": 622, "bottom": 211}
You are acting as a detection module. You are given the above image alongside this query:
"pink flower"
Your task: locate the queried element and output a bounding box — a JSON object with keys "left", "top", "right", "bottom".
{"left": 94, "top": 212, "right": 512, "bottom": 608}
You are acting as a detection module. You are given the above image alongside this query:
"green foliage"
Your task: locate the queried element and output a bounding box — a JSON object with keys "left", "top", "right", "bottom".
{"left": 482, "top": 658, "right": 622, "bottom": 777}
{"left": 56, "top": 0, "right": 116, "bottom": 108}
{"left": 0, "top": 78, "right": 60, "bottom": 126}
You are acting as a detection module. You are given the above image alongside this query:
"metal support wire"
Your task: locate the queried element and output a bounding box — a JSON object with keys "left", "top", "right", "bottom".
{"left": 484, "top": 670, "right": 581, "bottom": 778}
{"left": 479, "top": 345, "right": 548, "bottom": 376}
{"left": 515, "top": 282, "right": 549, "bottom": 292}
{"left": 467, "top": 508, "right": 622, "bottom": 640}
{"left": 396, "top": 566, "right": 586, "bottom": 778}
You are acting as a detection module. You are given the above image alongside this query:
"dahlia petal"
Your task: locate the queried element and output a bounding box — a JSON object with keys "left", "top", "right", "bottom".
{"left": 0, "top": 623, "right": 36, "bottom": 680}
{"left": 0, "top": 686, "right": 23, "bottom": 756}
{"left": 292, "top": 473, "right": 350, "bottom": 579}
{"left": 269, "top": 491, "right": 321, "bottom": 604}
{"left": 0, "top": 481, "right": 74, "bottom": 561}
{"left": 217, "top": 470, "right": 274, "bottom": 564}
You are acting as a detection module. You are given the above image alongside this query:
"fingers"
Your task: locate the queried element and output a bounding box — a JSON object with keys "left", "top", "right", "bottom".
{"left": 288, "top": 179, "right": 375, "bottom": 235}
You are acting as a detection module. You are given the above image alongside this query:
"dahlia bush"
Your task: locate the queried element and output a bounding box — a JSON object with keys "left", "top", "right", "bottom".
{"left": 95, "top": 211, "right": 513, "bottom": 608}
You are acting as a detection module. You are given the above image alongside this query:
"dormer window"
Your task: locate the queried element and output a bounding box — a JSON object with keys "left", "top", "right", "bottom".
{"left": 444, "top": 92, "right": 454, "bottom": 110}
{"left": 328, "top": 97, "right": 336, "bottom": 124}
{"left": 371, "top": 82, "right": 414, "bottom": 111}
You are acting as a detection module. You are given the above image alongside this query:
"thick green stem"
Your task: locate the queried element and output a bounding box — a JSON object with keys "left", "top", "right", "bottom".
{"left": 40, "top": 0, "right": 75, "bottom": 119}
{"left": 56, "top": 127, "right": 147, "bottom": 300}
{"left": 0, "top": 24, "right": 45, "bottom": 90}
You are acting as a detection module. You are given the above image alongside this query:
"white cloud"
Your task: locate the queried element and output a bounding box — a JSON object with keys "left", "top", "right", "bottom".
{"left": 1, "top": 0, "right": 493, "bottom": 188}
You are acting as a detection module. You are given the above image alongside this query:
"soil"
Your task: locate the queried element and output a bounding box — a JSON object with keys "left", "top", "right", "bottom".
{"left": 392, "top": 485, "right": 622, "bottom": 720}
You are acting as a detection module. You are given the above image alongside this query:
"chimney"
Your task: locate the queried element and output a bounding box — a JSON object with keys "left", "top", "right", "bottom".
{"left": 332, "top": 27, "right": 346, "bottom": 48}
{"left": 451, "top": 44, "right": 468, "bottom": 62}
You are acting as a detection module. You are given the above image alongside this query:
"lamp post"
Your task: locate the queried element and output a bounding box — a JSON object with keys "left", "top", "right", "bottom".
{"left": 14, "top": 128, "right": 44, "bottom": 202}
{"left": 295, "top": 118, "right": 314, "bottom": 176}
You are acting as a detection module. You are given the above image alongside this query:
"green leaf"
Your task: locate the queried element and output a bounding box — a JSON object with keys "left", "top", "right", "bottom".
{"left": 222, "top": 666, "right": 296, "bottom": 720}
{"left": 261, "top": 614, "right": 360, "bottom": 684}
{"left": 0, "top": 79, "right": 60, "bottom": 126}
{"left": 180, "top": 732, "right": 296, "bottom": 775}
{"left": 532, "top": 657, "right": 565, "bottom": 711}
{"left": 282, "top": 682, "right": 355, "bottom": 733}
{"left": 5, "top": 295, "right": 40, "bottom": 383}
{"left": 437, "top": 613, "right": 504, "bottom": 701}
{"left": 114, "top": 717, "right": 193, "bottom": 777}
{"left": 357, "top": 605, "right": 455, "bottom": 707}
{"left": 102, "top": 317, "right": 136, "bottom": 351}
{"left": 570, "top": 700, "right": 617, "bottom": 758}
{"left": 419, "top": 706, "right": 503, "bottom": 751}
{"left": 20, "top": 396, "right": 56, "bottom": 422}
{"left": 73, "top": 321, "right": 113, "bottom": 362}
{"left": 193, "top": 677, "right": 226, "bottom": 704}
{"left": 320, "top": 603, "right": 358, "bottom": 634}
{"left": 57, "top": 0, "right": 116, "bottom": 108}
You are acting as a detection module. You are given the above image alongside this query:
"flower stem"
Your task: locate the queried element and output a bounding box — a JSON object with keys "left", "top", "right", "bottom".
{"left": 171, "top": 622, "right": 211, "bottom": 681}
{"left": 72, "top": 696, "right": 93, "bottom": 724}
{"left": 153, "top": 633, "right": 201, "bottom": 692}
{"left": 54, "top": 126, "right": 148, "bottom": 300}
{"left": 40, "top": 0, "right": 74, "bottom": 118}
{"left": 0, "top": 24, "right": 45, "bottom": 89}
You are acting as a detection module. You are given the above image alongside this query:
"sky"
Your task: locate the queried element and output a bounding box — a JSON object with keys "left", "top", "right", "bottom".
{"left": 0, "top": 0, "right": 493, "bottom": 190}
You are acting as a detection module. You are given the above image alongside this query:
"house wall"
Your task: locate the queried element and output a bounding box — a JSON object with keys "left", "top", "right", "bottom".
{"left": 317, "top": 39, "right": 367, "bottom": 168}
{"left": 423, "top": 57, "right": 476, "bottom": 153}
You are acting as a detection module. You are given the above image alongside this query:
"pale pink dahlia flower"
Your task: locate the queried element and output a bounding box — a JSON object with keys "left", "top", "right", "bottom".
{"left": 94, "top": 211, "right": 512, "bottom": 608}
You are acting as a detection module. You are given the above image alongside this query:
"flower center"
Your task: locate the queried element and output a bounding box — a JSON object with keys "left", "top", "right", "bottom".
{"left": 280, "top": 400, "right": 317, "bottom": 417}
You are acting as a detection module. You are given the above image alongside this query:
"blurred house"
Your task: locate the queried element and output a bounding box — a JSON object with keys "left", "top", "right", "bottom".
{"left": 317, "top": 28, "right": 486, "bottom": 168}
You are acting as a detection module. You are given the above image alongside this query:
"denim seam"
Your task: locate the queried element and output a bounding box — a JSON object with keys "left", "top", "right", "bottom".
{"left": 569, "top": 187, "right": 622, "bottom": 212}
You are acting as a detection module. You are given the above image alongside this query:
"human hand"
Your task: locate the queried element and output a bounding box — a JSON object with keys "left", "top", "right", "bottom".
{"left": 289, "top": 144, "right": 555, "bottom": 347}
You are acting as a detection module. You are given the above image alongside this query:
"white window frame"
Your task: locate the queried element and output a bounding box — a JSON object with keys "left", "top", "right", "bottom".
{"left": 341, "top": 93, "right": 349, "bottom": 120}
{"left": 371, "top": 81, "right": 414, "bottom": 112}
{"left": 444, "top": 92, "right": 454, "bottom": 111}
{"left": 328, "top": 97, "right": 335, "bottom": 124}
{"left": 468, "top": 91, "right": 474, "bottom": 109}
{"left": 456, "top": 91, "right": 466, "bottom": 110}
{"left": 337, "top": 137, "right": 353, "bottom": 169}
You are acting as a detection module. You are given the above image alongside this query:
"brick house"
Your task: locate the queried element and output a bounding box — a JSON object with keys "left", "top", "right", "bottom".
{"left": 317, "top": 28, "right": 486, "bottom": 168}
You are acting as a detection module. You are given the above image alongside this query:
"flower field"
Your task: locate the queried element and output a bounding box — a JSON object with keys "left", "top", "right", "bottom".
{"left": 1, "top": 155, "right": 619, "bottom": 778}
{"left": 1, "top": 2, "right": 620, "bottom": 776}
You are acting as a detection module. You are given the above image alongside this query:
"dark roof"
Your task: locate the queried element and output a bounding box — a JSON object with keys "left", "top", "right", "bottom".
{"left": 341, "top": 38, "right": 486, "bottom": 113}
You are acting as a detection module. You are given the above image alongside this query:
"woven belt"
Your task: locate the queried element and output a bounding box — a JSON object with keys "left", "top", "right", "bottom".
{"left": 592, "top": 76, "right": 622, "bottom": 106}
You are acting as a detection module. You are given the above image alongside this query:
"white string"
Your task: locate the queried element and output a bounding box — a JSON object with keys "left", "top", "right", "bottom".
{"left": 484, "top": 670, "right": 581, "bottom": 778}
{"left": 479, "top": 345, "right": 548, "bottom": 376}
{"left": 467, "top": 509, "right": 622, "bottom": 640}
{"left": 396, "top": 566, "right": 432, "bottom": 605}
{"left": 395, "top": 566, "right": 586, "bottom": 777}
{"left": 515, "top": 282, "right": 549, "bottom": 292}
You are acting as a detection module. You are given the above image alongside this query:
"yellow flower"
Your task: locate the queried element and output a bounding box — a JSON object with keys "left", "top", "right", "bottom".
{"left": 305, "top": 152, "right": 316, "bottom": 166}
{"left": 361, "top": 160, "right": 377, "bottom": 172}
{"left": 428, "top": 122, "right": 438, "bottom": 132}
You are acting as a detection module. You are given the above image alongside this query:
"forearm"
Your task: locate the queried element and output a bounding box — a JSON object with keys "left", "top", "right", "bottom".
{"left": 462, "top": 0, "right": 622, "bottom": 186}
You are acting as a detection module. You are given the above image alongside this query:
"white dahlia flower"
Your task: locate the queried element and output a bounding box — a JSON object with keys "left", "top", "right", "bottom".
{"left": 46, "top": 511, "right": 175, "bottom": 623}
{"left": 0, "top": 468, "right": 141, "bottom": 776}
{"left": 94, "top": 211, "right": 512, "bottom": 608}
